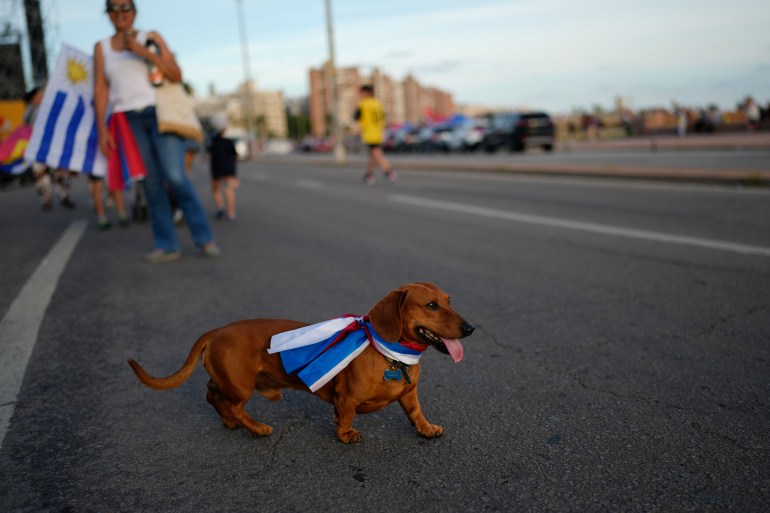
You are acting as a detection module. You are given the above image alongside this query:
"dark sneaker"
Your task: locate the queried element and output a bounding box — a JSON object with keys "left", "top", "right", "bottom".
{"left": 201, "top": 243, "right": 221, "bottom": 258}
{"left": 60, "top": 197, "right": 76, "bottom": 209}
{"left": 97, "top": 219, "right": 111, "bottom": 231}
{"left": 144, "top": 249, "right": 181, "bottom": 263}
{"left": 118, "top": 215, "right": 130, "bottom": 228}
{"left": 215, "top": 210, "right": 225, "bottom": 220}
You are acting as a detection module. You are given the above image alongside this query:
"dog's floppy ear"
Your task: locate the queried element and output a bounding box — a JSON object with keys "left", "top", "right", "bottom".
{"left": 368, "top": 289, "right": 404, "bottom": 342}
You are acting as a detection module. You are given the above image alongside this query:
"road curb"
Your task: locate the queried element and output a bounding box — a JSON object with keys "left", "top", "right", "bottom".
{"left": 252, "top": 155, "right": 770, "bottom": 187}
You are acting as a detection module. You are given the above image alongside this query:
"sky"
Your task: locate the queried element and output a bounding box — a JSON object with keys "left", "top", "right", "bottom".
{"left": 11, "top": 0, "right": 770, "bottom": 114}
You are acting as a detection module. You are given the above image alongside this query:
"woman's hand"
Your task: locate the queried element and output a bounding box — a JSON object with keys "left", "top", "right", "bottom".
{"left": 98, "top": 129, "right": 116, "bottom": 159}
{"left": 120, "top": 30, "right": 150, "bottom": 59}
{"left": 146, "top": 31, "right": 182, "bottom": 82}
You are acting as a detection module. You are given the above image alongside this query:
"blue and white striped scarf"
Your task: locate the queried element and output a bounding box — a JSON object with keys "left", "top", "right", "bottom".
{"left": 269, "top": 315, "right": 424, "bottom": 392}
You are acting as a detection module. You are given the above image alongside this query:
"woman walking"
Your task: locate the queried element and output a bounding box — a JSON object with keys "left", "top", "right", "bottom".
{"left": 94, "top": 0, "right": 219, "bottom": 262}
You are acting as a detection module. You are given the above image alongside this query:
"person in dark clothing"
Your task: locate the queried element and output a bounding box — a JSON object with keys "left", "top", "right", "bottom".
{"left": 207, "top": 114, "right": 238, "bottom": 220}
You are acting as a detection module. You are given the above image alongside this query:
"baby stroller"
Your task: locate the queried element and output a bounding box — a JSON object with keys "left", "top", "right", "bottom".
{"left": 132, "top": 179, "right": 149, "bottom": 223}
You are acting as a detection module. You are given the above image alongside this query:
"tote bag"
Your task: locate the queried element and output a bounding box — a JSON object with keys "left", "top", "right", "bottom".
{"left": 155, "top": 80, "right": 204, "bottom": 143}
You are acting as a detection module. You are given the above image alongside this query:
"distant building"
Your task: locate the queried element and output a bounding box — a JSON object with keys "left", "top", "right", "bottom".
{"left": 309, "top": 62, "right": 362, "bottom": 138}
{"left": 194, "top": 80, "right": 287, "bottom": 138}
{"left": 308, "top": 62, "right": 455, "bottom": 137}
{"left": 455, "top": 104, "right": 494, "bottom": 117}
{"left": 251, "top": 88, "right": 288, "bottom": 138}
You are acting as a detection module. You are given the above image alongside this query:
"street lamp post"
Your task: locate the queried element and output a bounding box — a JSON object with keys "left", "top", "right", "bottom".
{"left": 235, "top": 0, "right": 257, "bottom": 158}
{"left": 324, "top": 0, "right": 346, "bottom": 164}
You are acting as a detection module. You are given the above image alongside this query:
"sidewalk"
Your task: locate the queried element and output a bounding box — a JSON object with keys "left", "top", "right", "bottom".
{"left": 254, "top": 132, "right": 770, "bottom": 186}
{"left": 560, "top": 131, "right": 770, "bottom": 152}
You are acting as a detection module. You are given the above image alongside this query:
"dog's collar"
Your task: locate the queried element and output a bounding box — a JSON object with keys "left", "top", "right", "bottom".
{"left": 367, "top": 332, "right": 423, "bottom": 385}
{"left": 398, "top": 339, "right": 429, "bottom": 353}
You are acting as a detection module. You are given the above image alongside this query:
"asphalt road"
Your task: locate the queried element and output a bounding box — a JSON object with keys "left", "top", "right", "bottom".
{"left": 390, "top": 147, "right": 770, "bottom": 172}
{"left": 1, "top": 159, "right": 769, "bottom": 512}
{"left": 266, "top": 145, "right": 770, "bottom": 184}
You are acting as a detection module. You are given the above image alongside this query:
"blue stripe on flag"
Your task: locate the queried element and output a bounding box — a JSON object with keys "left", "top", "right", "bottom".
{"left": 119, "top": 140, "right": 131, "bottom": 184}
{"left": 82, "top": 120, "right": 99, "bottom": 175}
{"left": 59, "top": 96, "right": 86, "bottom": 169}
{"left": 35, "top": 91, "right": 67, "bottom": 164}
{"left": 279, "top": 331, "right": 339, "bottom": 375}
{"left": 295, "top": 331, "right": 368, "bottom": 389}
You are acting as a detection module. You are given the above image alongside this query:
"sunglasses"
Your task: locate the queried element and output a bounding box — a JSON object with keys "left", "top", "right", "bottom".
{"left": 106, "top": 3, "right": 134, "bottom": 13}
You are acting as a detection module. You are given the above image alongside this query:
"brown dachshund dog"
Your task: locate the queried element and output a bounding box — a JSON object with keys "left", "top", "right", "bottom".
{"left": 128, "top": 282, "right": 474, "bottom": 443}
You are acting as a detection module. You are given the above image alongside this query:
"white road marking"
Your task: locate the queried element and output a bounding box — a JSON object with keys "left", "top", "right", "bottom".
{"left": 0, "top": 219, "right": 88, "bottom": 449}
{"left": 390, "top": 194, "right": 770, "bottom": 257}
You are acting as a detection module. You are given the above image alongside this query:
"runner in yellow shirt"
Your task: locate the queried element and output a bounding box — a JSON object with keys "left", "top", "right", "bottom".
{"left": 354, "top": 85, "right": 396, "bottom": 185}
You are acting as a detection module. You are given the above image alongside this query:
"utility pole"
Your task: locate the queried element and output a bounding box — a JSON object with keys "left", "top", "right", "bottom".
{"left": 324, "top": 0, "right": 346, "bottom": 164}
{"left": 24, "top": 0, "right": 48, "bottom": 85}
{"left": 235, "top": 0, "right": 257, "bottom": 158}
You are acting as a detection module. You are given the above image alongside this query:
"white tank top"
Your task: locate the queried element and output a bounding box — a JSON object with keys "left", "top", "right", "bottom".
{"left": 101, "top": 31, "right": 157, "bottom": 113}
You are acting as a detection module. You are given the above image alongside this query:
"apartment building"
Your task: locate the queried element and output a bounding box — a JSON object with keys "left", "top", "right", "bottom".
{"left": 308, "top": 62, "right": 455, "bottom": 137}
{"left": 194, "top": 80, "right": 287, "bottom": 138}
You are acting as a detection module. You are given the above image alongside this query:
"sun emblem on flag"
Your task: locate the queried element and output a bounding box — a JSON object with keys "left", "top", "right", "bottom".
{"left": 66, "top": 58, "right": 89, "bottom": 85}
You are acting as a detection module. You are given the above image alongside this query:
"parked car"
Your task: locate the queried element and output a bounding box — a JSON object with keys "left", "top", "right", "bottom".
{"left": 382, "top": 129, "right": 399, "bottom": 152}
{"left": 300, "top": 136, "right": 333, "bottom": 153}
{"left": 263, "top": 139, "right": 294, "bottom": 155}
{"left": 413, "top": 127, "right": 434, "bottom": 152}
{"left": 428, "top": 126, "right": 454, "bottom": 153}
{"left": 414, "top": 125, "right": 453, "bottom": 153}
{"left": 483, "top": 112, "right": 555, "bottom": 153}
{"left": 448, "top": 118, "right": 488, "bottom": 152}
{"left": 387, "top": 126, "right": 422, "bottom": 153}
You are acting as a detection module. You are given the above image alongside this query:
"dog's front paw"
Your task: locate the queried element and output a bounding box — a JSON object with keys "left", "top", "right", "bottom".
{"left": 337, "top": 428, "right": 362, "bottom": 444}
{"left": 418, "top": 424, "right": 445, "bottom": 439}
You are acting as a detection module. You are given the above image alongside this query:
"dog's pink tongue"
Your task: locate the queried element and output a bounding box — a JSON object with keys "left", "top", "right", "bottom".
{"left": 442, "top": 338, "right": 464, "bottom": 363}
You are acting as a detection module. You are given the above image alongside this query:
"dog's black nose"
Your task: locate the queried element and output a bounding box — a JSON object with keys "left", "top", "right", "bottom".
{"left": 461, "top": 321, "right": 475, "bottom": 337}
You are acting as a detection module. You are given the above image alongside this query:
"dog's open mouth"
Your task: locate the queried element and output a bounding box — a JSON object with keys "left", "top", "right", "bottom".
{"left": 415, "top": 326, "right": 464, "bottom": 363}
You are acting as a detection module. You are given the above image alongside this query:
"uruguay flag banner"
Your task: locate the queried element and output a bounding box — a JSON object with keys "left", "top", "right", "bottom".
{"left": 24, "top": 44, "right": 106, "bottom": 177}
{"left": 269, "top": 315, "right": 424, "bottom": 392}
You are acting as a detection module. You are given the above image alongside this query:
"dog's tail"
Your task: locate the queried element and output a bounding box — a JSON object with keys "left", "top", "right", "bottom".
{"left": 127, "top": 329, "right": 213, "bottom": 390}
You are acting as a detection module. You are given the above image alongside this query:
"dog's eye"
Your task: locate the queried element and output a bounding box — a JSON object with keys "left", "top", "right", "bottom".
{"left": 426, "top": 302, "right": 439, "bottom": 311}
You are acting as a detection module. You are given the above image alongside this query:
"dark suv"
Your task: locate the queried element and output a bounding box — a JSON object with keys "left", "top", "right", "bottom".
{"left": 483, "top": 112, "right": 555, "bottom": 153}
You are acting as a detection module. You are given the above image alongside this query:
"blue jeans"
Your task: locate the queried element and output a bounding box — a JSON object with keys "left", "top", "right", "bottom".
{"left": 124, "top": 107, "right": 213, "bottom": 252}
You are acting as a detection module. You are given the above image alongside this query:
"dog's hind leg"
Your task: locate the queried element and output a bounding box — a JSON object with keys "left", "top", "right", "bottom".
{"left": 206, "top": 380, "right": 239, "bottom": 430}
{"left": 203, "top": 343, "right": 274, "bottom": 436}
{"left": 206, "top": 379, "right": 273, "bottom": 435}
{"left": 230, "top": 402, "right": 273, "bottom": 436}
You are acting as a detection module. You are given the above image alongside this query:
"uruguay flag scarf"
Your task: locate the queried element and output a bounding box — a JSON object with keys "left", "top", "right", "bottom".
{"left": 107, "top": 112, "right": 146, "bottom": 191}
{"left": 269, "top": 315, "right": 425, "bottom": 392}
